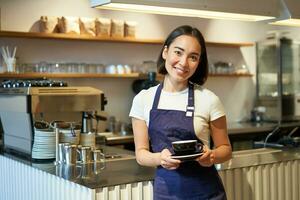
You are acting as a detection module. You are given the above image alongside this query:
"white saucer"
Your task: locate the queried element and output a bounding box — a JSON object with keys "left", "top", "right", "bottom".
{"left": 171, "top": 152, "right": 203, "bottom": 161}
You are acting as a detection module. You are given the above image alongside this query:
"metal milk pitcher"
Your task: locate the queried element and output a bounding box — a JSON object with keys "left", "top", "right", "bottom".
{"left": 78, "top": 146, "right": 92, "bottom": 164}
{"left": 64, "top": 144, "right": 78, "bottom": 165}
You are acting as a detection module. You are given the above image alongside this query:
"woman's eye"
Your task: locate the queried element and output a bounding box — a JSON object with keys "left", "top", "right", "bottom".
{"left": 190, "top": 55, "right": 199, "bottom": 62}
{"left": 174, "top": 50, "right": 182, "bottom": 56}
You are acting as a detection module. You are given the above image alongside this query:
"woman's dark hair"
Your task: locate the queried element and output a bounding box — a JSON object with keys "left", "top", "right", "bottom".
{"left": 157, "top": 25, "right": 208, "bottom": 85}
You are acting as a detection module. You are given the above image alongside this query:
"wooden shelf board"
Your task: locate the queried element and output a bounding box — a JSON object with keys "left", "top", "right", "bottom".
{"left": 209, "top": 73, "right": 253, "bottom": 77}
{"left": 0, "top": 72, "right": 253, "bottom": 79}
{"left": 0, "top": 31, "right": 254, "bottom": 47}
{"left": 0, "top": 72, "right": 141, "bottom": 79}
{"left": 0, "top": 31, "right": 163, "bottom": 44}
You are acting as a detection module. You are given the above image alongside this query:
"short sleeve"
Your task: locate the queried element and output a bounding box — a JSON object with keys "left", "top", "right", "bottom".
{"left": 210, "top": 94, "right": 226, "bottom": 121}
{"left": 129, "top": 90, "right": 146, "bottom": 121}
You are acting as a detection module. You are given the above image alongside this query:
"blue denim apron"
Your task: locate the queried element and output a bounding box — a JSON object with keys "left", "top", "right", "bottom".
{"left": 148, "top": 83, "right": 226, "bottom": 200}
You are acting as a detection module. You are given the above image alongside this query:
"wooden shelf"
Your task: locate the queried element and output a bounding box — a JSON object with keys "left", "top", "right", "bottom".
{"left": 0, "top": 31, "right": 254, "bottom": 47}
{"left": 0, "top": 72, "right": 142, "bottom": 79}
{"left": 0, "top": 31, "right": 162, "bottom": 45}
{"left": 0, "top": 72, "right": 253, "bottom": 79}
{"left": 209, "top": 73, "right": 253, "bottom": 77}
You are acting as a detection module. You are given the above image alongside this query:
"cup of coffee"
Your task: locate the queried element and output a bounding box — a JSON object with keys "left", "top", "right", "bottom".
{"left": 172, "top": 140, "right": 203, "bottom": 155}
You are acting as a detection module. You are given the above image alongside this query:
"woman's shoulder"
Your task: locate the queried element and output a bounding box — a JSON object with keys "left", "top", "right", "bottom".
{"left": 193, "top": 83, "right": 225, "bottom": 119}
{"left": 193, "top": 84, "right": 218, "bottom": 99}
{"left": 130, "top": 85, "right": 159, "bottom": 119}
{"left": 133, "top": 84, "right": 159, "bottom": 102}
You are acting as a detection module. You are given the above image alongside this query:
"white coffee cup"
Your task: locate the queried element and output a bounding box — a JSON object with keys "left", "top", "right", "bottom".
{"left": 116, "top": 64, "right": 125, "bottom": 74}
{"left": 105, "top": 64, "right": 117, "bottom": 74}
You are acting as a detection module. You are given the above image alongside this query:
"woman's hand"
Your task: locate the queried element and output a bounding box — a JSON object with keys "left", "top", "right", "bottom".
{"left": 160, "top": 149, "right": 181, "bottom": 170}
{"left": 196, "top": 145, "right": 215, "bottom": 167}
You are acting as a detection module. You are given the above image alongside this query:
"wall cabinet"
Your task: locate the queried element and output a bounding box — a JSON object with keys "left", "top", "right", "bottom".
{"left": 0, "top": 31, "right": 253, "bottom": 79}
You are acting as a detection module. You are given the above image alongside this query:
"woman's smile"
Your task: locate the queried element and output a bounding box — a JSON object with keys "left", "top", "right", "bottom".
{"left": 174, "top": 66, "right": 189, "bottom": 74}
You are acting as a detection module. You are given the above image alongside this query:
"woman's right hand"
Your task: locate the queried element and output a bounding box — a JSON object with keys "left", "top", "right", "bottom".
{"left": 160, "top": 149, "right": 181, "bottom": 170}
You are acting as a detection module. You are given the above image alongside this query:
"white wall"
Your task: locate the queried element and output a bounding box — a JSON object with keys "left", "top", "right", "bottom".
{"left": 0, "top": 0, "right": 300, "bottom": 124}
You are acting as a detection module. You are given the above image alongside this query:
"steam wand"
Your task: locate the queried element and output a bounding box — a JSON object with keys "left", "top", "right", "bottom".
{"left": 263, "top": 126, "right": 280, "bottom": 148}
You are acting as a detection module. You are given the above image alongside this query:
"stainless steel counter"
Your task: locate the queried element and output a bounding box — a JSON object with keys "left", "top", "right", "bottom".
{"left": 0, "top": 144, "right": 155, "bottom": 189}
{"left": 2, "top": 127, "right": 300, "bottom": 199}
{"left": 218, "top": 147, "right": 300, "bottom": 170}
{"left": 1, "top": 140, "right": 300, "bottom": 189}
{"left": 2, "top": 146, "right": 300, "bottom": 200}
{"left": 228, "top": 121, "right": 300, "bottom": 135}
{"left": 1, "top": 121, "right": 300, "bottom": 190}
{"left": 97, "top": 132, "right": 134, "bottom": 145}
{"left": 227, "top": 122, "right": 277, "bottom": 135}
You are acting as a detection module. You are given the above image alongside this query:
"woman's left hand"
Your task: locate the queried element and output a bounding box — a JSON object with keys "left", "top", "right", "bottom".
{"left": 195, "top": 145, "right": 215, "bottom": 167}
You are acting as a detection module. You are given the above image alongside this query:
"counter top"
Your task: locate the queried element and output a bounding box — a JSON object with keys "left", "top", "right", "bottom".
{"left": 227, "top": 122, "right": 277, "bottom": 135}
{"left": 97, "top": 132, "right": 134, "bottom": 145}
{"left": 218, "top": 147, "right": 300, "bottom": 170}
{"left": 0, "top": 144, "right": 155, "bottom": 189}
{"left": 228, "top": 121, "right": 300, "bottom": 135}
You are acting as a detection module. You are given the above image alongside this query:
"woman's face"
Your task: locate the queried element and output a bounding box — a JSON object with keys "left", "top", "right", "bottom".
{"left": 162, "top": 35, "right": 201, "bottom": 84}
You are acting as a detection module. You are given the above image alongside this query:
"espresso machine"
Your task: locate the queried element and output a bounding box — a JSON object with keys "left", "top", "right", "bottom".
{"left": 0, "top": 80, "right": 106, "bottom": 157}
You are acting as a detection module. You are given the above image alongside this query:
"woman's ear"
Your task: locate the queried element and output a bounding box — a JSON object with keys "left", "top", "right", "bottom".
{"left": 162, "top": 46, "right": 168, "bottom": 60}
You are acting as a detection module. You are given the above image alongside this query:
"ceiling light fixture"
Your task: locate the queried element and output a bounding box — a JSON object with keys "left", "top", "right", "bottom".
{"left": 91, "top": 0, "right": 277, "bottom": 22}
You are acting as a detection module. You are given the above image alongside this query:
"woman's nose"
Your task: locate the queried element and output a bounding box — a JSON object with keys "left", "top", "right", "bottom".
{"left": 179, "top": 56, "right": 188, "bottom": 67}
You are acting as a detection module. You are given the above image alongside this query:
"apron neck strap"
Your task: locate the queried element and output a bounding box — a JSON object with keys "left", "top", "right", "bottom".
{"left": 152, "top": 83, "right": 163, "bottom": 109}
{"left": 152, "top": 82, "right": 195, "bottom": 114}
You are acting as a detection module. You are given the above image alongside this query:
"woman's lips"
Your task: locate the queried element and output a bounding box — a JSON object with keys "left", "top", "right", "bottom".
{"left": 174, "top": 66, "right": 188, "bottom": 74}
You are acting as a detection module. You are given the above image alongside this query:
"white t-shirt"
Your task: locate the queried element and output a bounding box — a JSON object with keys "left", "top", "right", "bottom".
{"left": 129, "top": 84, "right": 225, "bottom": 145}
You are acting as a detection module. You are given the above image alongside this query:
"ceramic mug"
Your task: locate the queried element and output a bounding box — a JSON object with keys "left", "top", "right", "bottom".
{"left": 172, "top": 140, "right": 203, "bottom": 155}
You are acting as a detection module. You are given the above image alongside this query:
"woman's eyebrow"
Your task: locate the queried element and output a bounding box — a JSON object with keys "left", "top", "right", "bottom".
{"left": 174, "top": 46, "right": 184, "bottom": 51}
{"left": 174, "top": 46, "right": 200, "bottom": 56}
{"left": 190, "top": 52, "right": 200, "bottom": 56}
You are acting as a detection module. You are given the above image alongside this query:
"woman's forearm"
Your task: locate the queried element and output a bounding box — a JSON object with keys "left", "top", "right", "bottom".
{"left": 135, "top": 148, "right": 161, "bottom": 167}
{"left": 213, "top": 144, "right": 232, "bottom": 164}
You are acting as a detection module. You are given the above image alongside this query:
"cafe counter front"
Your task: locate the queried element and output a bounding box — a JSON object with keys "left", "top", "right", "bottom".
{"left": 1, "top": 144, "right": 300, "bottom": 200}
